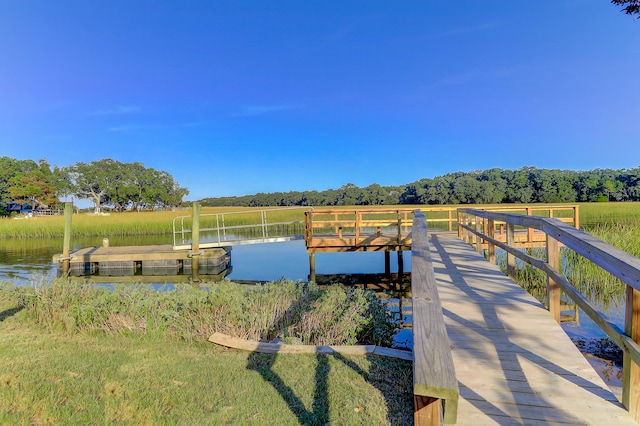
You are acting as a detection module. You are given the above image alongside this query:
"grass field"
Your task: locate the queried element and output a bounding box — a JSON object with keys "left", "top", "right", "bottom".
{"left": 0, "top": 280, "right": 412, "bottom": 425}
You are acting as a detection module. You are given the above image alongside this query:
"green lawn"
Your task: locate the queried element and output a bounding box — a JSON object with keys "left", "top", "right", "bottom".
{"left": 0, "top": 294, "right": 413, "bottom": 425}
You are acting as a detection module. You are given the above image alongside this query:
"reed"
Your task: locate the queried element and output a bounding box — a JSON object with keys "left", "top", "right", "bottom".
{"left": 0, "top": 202, "right": 635, "bottom": 239}
{"left": 493, "top": 221, "right": 640, "bottom": 311}
{"left": 3, "top": 278, "right": 397, "bottom": 347}
{"left": 563, "top": 221, "right": 640, "bottom": 310}
{"left": 578, "top": 202, "right": 640, "bottom": 227}
{"left": 0, "top": 207, "right": 309, "bottom": 239}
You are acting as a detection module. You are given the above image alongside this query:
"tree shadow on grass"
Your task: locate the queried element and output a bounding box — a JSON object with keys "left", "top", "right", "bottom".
{"left": 246, "top": 349, "right": 412, "bottom": 425}
{"left": 0, "top": 307, "right": 23, "bottom": 322}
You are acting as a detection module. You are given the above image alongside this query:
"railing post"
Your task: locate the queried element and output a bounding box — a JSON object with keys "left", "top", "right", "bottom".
{"left": 448, "top": 209, "right": 452, "bottom": 232}
{"left": 506, "top": 223, "right": 516, "bottom": 280}
{"left": 623, "top": 285, "right": 640, "bottom": 421}
{"left": 574, "top": 205, "right": 580, "bottom": 229}
{"left": 457, "top": 211, "right": 462, "bottom": 238}
{"left": 546, "top": 235, "right": 561, "bottom": 324}
{"left": 397, "top": 210, "right": 402, "bottom": 244}
{"left": 526, "top": 207, "right": 534, "bottom": 244}
{"left": 191, "top": 202, "right": 200, "bottom": 282}
{"left": 355, "top": 210, "right": 361, "bottom": 245}
{"left": 475, "top": 216, "right": 483, "bottom": 255}
{"left": 487, "top": 219, "right": 495, "bottom": 264}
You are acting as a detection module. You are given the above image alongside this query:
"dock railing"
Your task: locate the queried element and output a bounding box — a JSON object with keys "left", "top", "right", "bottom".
{"left": 411, "top": 210, "right": 459, "bottom": 425}
{"left": 304, "top": 208, "right": 414, "bottom": 251}
{"left": 458, "top": 207, "right": 640, "bottom": 422}
{"left": 172, "top": 207, "right": 307, "bottom": 249}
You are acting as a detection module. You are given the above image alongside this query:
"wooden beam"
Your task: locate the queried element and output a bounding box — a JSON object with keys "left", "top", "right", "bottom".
{"left": 412, "top": 211, "right": 459, "bottom": 425}
{"left": 546, "top": 235, "right": 561, "bottom": 324}
{"left": 624, "top": 285, "right": 640, "bottom": 421}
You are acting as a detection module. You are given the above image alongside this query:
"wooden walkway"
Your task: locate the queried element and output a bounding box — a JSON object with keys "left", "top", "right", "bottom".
{"left": 429, "top": 232, "right": 637, "bottom": 425}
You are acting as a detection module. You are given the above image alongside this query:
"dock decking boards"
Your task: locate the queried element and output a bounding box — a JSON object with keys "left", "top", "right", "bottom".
{"left": 429, "top": 232, "right": 637, "bottom": 425}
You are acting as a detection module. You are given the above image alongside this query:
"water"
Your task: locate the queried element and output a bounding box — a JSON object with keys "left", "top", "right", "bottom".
{"left": 0, "top": 234, "right": 621, "bottom": 349}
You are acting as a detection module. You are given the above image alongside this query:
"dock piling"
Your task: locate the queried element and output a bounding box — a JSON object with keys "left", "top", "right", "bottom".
{"left": 62, "top": 202, "right": 73, "bottom": 276}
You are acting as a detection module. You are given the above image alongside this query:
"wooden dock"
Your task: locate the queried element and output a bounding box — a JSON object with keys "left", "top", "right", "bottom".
{"left": 429, "top": 232, "right": 636, "bottom": 425}
{"left": 55, "top": 244, "right": 230, "bottom": 277}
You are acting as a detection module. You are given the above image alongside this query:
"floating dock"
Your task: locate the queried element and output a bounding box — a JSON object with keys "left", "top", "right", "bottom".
{"left": 54, "top": 244, "right": 230, "bottom": 277}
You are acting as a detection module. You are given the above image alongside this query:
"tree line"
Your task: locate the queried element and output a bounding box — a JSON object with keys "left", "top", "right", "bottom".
{"left": 0, "top": 157, "right": 188, "bottom": 215}
{"left": 200, "top": 167, "right": 640, "bottom": 207}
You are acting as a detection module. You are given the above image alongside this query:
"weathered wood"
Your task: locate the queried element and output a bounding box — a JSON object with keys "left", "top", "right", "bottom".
{"left": 459, "top": 212, "right": 640, "bottom": 368}
{"left": 431, "top": 233, "right": 637, "bottom": 425}
{"left": 506, "top": 222, "right": 515, "bottom": 280}
{"left": 415, "top": 396, "right": 441, "bottom": 426}
{"left": 624, "top": 285, "right": 640, "bottom": 418}
{"left": 62, "top": 202, "right": 73, "bottom": 275}
{"left": 412, "top": 211, "right": 459, "bottom": 425}
{"left": 475, "top": 217, "right": 482, "bottom": 254}
{"left": 207, "top": 332, "right": 412, "bottom": 360}
{"left": 458, "top": 207, "right": 640, "bottom": 422}
{"left": 546, "top": 234, "right": 561, "bottom": 324}
{"left": 309, "top": 252, "right": 316, "bottom": 283}
{"left": 487, "top": 218, "right": 495, "bottom": 264}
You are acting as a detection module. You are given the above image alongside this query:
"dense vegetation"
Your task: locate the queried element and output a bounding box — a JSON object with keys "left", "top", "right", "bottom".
{"left": 2, "top": 279, "right": 396, "bottom": 346}
{"left": 201, "top": 167, "right": 640, "bottom": 207}
{"left": 0, "top": 157, "right": 188, "bottom": 215}
{"left": 0, "top": 280, "right": 410, "bottom": 424}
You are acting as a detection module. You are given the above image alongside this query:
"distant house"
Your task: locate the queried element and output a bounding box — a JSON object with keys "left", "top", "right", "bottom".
{"left": 1, "top": 201, "right": 33, "bottom": 214}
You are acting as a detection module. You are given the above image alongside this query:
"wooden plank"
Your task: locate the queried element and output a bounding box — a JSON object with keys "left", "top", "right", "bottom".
{"left": 624, "top": 285, "right": 640, "bottom": 419}
{"left": 428, "top": 233, "right": 637, "bottom": 425}
{"left": 207, "top": 332, "right": 412, "bottom": 360}
{"left": 456, "top": 398, "right": 637, "bottom": 425}
{"left": 412, "top": 212, "right": 459, "bottom": 425}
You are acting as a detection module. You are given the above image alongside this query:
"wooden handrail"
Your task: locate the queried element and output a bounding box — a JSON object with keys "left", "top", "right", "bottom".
{"left": 412, "top": 211, "right": 459, "bottom": 425}
{"left": 457, "top": 207, "right": 640, "bottom": 421}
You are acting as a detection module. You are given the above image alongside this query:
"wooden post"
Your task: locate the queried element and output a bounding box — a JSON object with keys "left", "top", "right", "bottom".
{"left": 385, "top": 251, "right": 391, "bottom": 277}
{"left": 62, "top": 202, "right": 73, "bottom": 276}
{"left": 623, "top": 285, "right": 640, "bottom": 421}
{"left": 309, "top": 252, "right": 316, "bottom": 283}
{"left": 574, "top": 205, "right": 580, "bottom": 229}
{"left": 191, "top": 202, "right": 200, "bottom": 281}
{"left": 398, "top": 250, "right": 404, "bottom": 286}
{"left": 526, "top": 207, "right": 534, "bottom": 243}
{"left": 475, "top": 217, "right": 483, "bottom": 255}
{"left": 506, "top": 223, "right": 516, "bottom": 280}
{"left": 355, "top": 211, "right": 361, "bottom": 246}
{"left": 457, "top": 211, "right": 462, "bottom": 238}
{"left": 546, "top": 235, "right": 561, "bottom": 324}
{"left": 487, "top": 219, "right": 495, "bottom": 264}
{"left": 448, "top": 210, "right": 453, "bottom": 232}
{"left": 415, "top": 396, "right": 441, "bottom": 426}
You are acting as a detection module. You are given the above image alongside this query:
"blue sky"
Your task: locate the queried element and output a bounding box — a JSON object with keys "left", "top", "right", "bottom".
{"left": 1, "top": 1, "right": 639, "bottom": 201}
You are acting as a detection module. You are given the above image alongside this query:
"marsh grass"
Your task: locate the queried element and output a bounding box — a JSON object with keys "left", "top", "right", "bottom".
{"left": 0, "top": 207, "right": 310, "bottom": 239}
{"left": 562, "top": 221, "right": 640, "bottom": 310}
{"left": 0, "top": 202, "right": 601, "bottom": 239}
{"left": 579, "top": 202, "right": 640, "bottom": 227}
{"left": 1, "top": 279, "right": 396, "bottom": 347}
{"left": 495, "top": 221, "right": 640, "bottom": 312}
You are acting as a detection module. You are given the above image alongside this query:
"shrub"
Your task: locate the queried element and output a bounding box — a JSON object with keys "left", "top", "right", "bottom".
{"left": 0, "top": 278, "right": 397, "bottom": 347}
